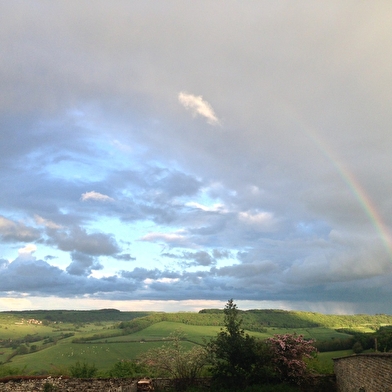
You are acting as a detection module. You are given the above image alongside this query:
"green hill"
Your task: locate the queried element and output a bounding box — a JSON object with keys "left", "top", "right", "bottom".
{"left": 1, "top": 308, "right": 392, "bottom": 375}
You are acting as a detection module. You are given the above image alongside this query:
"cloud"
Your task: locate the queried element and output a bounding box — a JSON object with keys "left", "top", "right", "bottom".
{"left": 1, "top": 2, "right": 392, "bottom": 312}
{"left": 162, "top": 250, "right": 217, "bottom": 266}
{"left": 186, "top": 202, "right": 225, "bottom": 212}
{"left": 139, "top": 231, "right": 189, "bottom": 247}
{"left": 113, "top": 253, "right": 136, "bottom": 261}
{"left": 155, "top": 170, "right": 202, "bottom": 197}
{"left": 0, "top": 216, "right": 41, "bottom": 243}
{"left": 178, "top": 92, "right": 220, "bottom": 125}
{"left": 119, "top": 267, "right": 173, "bottom": 281}
{"left": 66, "top": 251, "right": 103, "bottom": 276}
{"left": 238, "top": 211, "right": 277, "bottom": 231}
{"left": 34, "top": 215, "right": 62, "bottom": 229}
{"left": 18, "top": 244, "right": 37, "bottom": 255}
{"left": 81, "top": 191, "right": 114, "bottom": 202}
{"left": 48, "top": 226, "right": 120, "bottom": 256}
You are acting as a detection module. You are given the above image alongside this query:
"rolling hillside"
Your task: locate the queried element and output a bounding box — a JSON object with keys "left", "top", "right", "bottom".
{"left": 1, "top": 308, "right": 391, "bottom": 374}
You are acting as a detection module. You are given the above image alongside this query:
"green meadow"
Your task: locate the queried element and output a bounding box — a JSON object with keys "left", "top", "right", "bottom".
{"left": 0, "top": 309, "right": 390, "bottom": 375}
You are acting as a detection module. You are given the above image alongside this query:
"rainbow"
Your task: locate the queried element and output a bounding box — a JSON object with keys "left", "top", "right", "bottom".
{"left": 286, "top": 106, "right": 392, "bottom": 261}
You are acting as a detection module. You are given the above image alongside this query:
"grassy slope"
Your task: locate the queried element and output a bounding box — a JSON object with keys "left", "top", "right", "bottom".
{"left": 1, "top": 308, "right": 391, "bottom": 374}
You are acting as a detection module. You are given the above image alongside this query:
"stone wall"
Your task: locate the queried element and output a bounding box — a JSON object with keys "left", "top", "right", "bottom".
{"left": 0, "top": 376, "right": 138, "bottom": 392}
{"left": 0, "top": 375, "right": 336, "bottom": 392}
{"left": 333, "top": 353, "right": 392, "bottom": 392}
{"left": 0, "top": 376, "right": 213, "bottom": 392}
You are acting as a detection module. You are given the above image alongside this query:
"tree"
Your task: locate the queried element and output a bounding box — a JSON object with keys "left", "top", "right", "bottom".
{"left": 374, "top": 326, "right": 392, "bottom": 352}
{"left": 266, "top": 333, "right": 317, "bottom": 384}
{"left": 16, "top": 344, "right": 29, "bottom": 355}
{"left": 30, "top": 344, "right": 38, "bottom": 353}
{"left": 140, "top": 330, "right": 207, "bottom": 389}
{"left": 207, "top": 299, "right": 273, "bottom": 388}
{"left": 352, "top": 341, "right": 364, "bottom": 354}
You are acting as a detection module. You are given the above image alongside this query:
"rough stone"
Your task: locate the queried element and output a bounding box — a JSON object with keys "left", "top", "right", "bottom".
{"left": 334, "top": 353, "right": 392, "bottom": 392}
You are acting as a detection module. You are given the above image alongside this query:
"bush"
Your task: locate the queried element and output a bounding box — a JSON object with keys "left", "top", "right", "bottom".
{"left": 43, "top": 382, "right": 56, "bottom": 392}
{"left": 108, "top": 360, "right": 146, "bottom": 378}
{"left": 0, "top": 365, "right": 26, "bottom": 377}
{"left": 49, "top": 364, "right": 70, "bottom": 377}
{"left": 16, "top": 344, "right": 29, "bottom": 355}
{"left": 352, "top": 341, "right": 364, "bottom": 354}
{"left": 212, "top": 382, "right": 300, "bottom": 392}
{"left": 140, "top": 330, "right": 207, "bottom": 383}
{"left": 266, "top": 334, "right": 317, "bottom": 385}
{"left": 69, "top": 361, "right": 98, "bottom": 378}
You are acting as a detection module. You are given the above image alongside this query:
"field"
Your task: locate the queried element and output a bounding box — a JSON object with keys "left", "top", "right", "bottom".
{"left": 0, "top": 309, "right": 390, "bottom": 375}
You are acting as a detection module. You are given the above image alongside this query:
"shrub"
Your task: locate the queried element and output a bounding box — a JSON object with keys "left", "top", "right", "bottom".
{"left": 43, "top": 382, "right": 56, "bottom": 392}
{"left": 266, "top": 333, "right": 317, "bottom": 385}
{"left": 108, "top": 360, "right": 146, "bottom": 378}
{"left": 16, "top": 344, "right": 29, "bottom": 355}
{"left": 140, "top": 330, "right": 208, "bottom": 386}
{"left": 0, "top": 365, "right": 26, "bottom": 377}
{"left": 69, "top": 361, "right": 98, "bottom": 378}
{"left": 352, "top": 341, "right": 364, "bottom": 354}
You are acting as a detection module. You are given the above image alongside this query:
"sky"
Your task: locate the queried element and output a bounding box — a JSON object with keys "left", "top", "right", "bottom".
{"left": 1, "top": 1, "right": 392, "bottom": 314}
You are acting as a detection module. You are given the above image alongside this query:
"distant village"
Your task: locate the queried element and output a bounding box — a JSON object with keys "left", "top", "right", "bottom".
{"left": 14, "top": 318, "right": 42, "bottom": 325}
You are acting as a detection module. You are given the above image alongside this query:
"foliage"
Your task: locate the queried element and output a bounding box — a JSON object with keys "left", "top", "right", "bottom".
{"left": 107, "top": 360, "right": 146, "bottom": 378}
{"left": 0, "top": 364, "right": 27, "bottom": 377}
{"left": 16, "top": 344, "right": 29, "bottom": 355}
{"left": 352, "top": 341, "right": 364, "bottom": 354}
{"left": 118, "top": 312, "right": 225, "bottom": 335}
{"left": 118, "top": 314, "right": 165, "bottom": 334}
{"left": 72, "top": 331, "right": 121, "bottom": 343}
{"left": 232, "top": 383, "right": 300, "bottom": 392}
{"left": 69, "top": 361, "right": 98, "bottom": 378}
{"left": 140, "top": 330, "right": 208, "bottom": 383}
{"left": 335, "top": 328, "right": 374, "bottom": 351}
{"left": 49, "top": 364, "right": 71, "bottom": 377}
{"left": 374, "top": 326, "right": 392, "bottom": 352}
{"left": 3, "top": 308, "right": 392, "bottom": 333}
{"left": 207, "top": 299, "right": 275, "bottom": 388}
{"left": 314, "top": 337, "right": 355, "bottom": 352}
{"left": 43, "top": 382, "right": 56, "bottom": 392}
{"left": 1, "top": 309, "right": 152, "bottom": 324}
{"left": 3, "top": 306, "right": 392, "bottom": 376}
{"left": 266, "top": 333, "right": 317, "bottom": 384}
{"left": 201, "top": 308, "right": 392, "bottom": 330}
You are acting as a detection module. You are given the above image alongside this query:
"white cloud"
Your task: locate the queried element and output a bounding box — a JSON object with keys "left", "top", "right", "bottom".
{"left": 140, "top": 231, "right": 186, "bottom": 243}
{"left": 186, "top": 201, "right": 225, "bottom": 212}
{"left": 81, "top": 191, "right": 114, "bottom": 202}
{"left": 238, "top": 211, "right": 276, "bottom": 231}
{"left": 144, "top": 277, "right": 179, "bottom": 285}
{"left": 178, "top": 92, "right": 220, "bottom": 125}
{"left": 18, "top": 244, "right": 37, "bottom": 255}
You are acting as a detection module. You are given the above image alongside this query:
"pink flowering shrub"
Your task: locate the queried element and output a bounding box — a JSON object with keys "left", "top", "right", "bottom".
{"left": 266, "top": 333, "right": 317, "bottom": 384}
